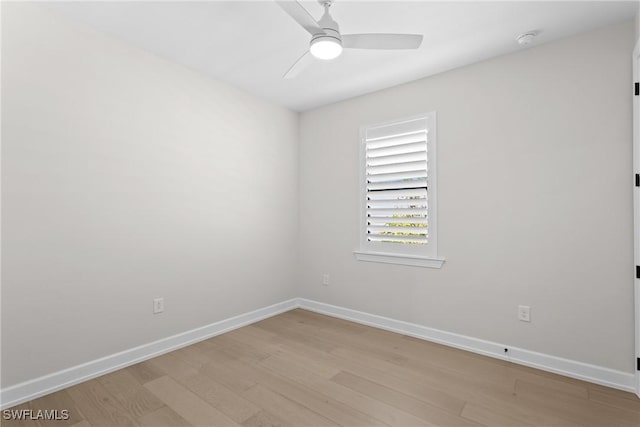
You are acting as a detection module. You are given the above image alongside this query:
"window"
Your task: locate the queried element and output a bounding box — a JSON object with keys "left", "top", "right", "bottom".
{"left": 354, "top": 113, "right": 444, "bottom": 268}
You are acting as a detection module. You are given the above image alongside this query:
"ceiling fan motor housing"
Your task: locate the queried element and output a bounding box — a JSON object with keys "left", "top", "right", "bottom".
{"left": 309, "top": 3, "right": 343, "bottom": 59}
{"left": 313, "top": 4, "right": 341, "bottom": 41}
{"left": 311, "top": 28, "right": 341, "bottom": 46}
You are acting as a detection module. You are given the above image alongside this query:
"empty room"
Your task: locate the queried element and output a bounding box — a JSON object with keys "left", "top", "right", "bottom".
{"left": 2, "top": 0, "right": 640, "bottom": 426}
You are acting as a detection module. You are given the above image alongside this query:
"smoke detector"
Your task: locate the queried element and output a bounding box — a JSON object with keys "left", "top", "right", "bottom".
{"left": 516, "top": 32, "right": 537, "bottom": 46}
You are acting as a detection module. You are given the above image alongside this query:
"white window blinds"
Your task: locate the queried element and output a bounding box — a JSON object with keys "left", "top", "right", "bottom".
{"left": 365, "top": 118, "right": 428, "bottom": 246}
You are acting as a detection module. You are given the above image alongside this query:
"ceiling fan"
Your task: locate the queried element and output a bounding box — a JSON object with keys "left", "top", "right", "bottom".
{"left": 276, "top": 0, "right": 423, "bottom": 79}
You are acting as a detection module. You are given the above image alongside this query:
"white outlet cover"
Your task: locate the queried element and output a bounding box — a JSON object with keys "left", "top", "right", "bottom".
{"left": 153, "top": 297, "right": 164, "bottom": 314}
{"left": 518, "top": 305, "right": 531, "bottom": 322}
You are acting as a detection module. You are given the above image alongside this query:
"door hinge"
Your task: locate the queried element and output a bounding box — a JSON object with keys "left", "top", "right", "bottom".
{"left": 636, "top": 173, "right": 640, "bottom": 187}
{"left": 636, "top": 82, "right": 639, "bottom": 96}
{"left": 637, "top": 357, "right": 640, "bottom": 371}
{"left": 637, "top": 265, "right": 640, "bottom": 279}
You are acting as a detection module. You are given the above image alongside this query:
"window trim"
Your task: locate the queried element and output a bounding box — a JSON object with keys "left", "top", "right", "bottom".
{"left": 353, "top": 250, "right": 445, "bottom": 268}
{"left": 354, "top": 112, "right": 444, "bottom": 268}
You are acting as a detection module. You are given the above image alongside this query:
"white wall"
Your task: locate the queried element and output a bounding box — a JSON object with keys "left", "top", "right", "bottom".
{"left": 1, "top": 3, "right": 298, "bottom": 387}
{"left": 299, "top": 21, "right": 635, "bottom": 373}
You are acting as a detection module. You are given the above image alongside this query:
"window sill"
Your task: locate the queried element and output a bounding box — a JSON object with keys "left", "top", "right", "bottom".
{"left": 353, "top": 251, "right": 445, "bottom": 268}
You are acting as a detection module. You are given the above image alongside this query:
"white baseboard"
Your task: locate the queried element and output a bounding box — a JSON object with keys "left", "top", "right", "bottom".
{"left": 0, "top": 298, "right": 298, "bottom": 410}
{"left": 297, "top": 298, "right": 636, "bottom": 393}
{"left": 2, "top": 296, "right": 635, "bottom": 409}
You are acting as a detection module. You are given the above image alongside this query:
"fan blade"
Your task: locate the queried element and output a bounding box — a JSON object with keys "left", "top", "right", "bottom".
{"left": 283, "top": 51, "right": 313, "bottom": 79}
{"left": 342, "top": 34, "right": 423, "bottom": 50}
{"left": 275, "top": 1, "right": 324, "bottom": 36}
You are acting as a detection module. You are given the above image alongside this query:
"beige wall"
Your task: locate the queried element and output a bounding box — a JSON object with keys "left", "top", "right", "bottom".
{"left": 1, "top": 4, "right": 299, "bottom": 387}
{"left": 298, "top": 21, "right": 635, "bottom": 373}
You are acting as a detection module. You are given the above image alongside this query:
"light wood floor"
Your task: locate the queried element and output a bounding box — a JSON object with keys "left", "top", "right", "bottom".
{"left": 4, "top": 309, "right": 640, "bottom": 427}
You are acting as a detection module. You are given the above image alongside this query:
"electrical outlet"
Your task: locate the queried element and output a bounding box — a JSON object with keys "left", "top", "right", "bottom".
{"left": 518, "top": 305, "right": 531, "bottom": 322}
{"left": 153, "top": 297, "right": 164, "bottom": 314}
{"left": 322, "top": 273, "right": 330, "bottom": 286}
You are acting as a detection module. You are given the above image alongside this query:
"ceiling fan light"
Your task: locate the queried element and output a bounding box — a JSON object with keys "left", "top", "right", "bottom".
{"left": 310, "top": 37, "right": 343, "bottom": 60}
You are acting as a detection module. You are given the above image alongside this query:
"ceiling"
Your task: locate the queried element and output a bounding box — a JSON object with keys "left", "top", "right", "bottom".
{"left": 44, "top": 1, "right": 637, "bottom": 112}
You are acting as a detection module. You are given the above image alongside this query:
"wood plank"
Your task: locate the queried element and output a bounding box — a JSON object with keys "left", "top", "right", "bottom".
{"left": 144, "top": 376, "right": 240, "bottom": 426}
{"left": 136, "top": 406, "right": 191, "bottom": 427}
{"left": 178, "top": 372, "right": 261, "bottom": 423}
{"left": 97, "top": 370, "right": 164, "bottom": 418}
{"left": 226, "top": 325, "right": 280, "bottom": 347}
{"left": 461, "top": 402, "right": 535, "bottom": 427}
{"left": 124, "top": 362, "right": 165, "bottom": 385}
{"left": 588, "top": 388, "right": 640, "bottom": 413}
{"left": 506, "top": 366, "right": 588, "bottom": 399}
{"left": 270, "top": 312, "right": 409, "bottom": 365}
{"left": 331, "top": 371, "right": 482, "bottom": 426}
{"left": 66, "top": 381, "right": 139, "bottom": 427}
{"left": 514, "top": 379, "right": 640, "bottom": 426}
{"left": 333, "top": 340, "right": 533, "bottom": 405}
{"left": 252, "top": 318, "right": 337, "bottom": 353}
{"left": 505, "top": 361, "right": 593, "bottom": 390}
{"left": 147, "top": 353, "right": 198, "bottom": 381}
{"left": 241, "top": 410, "right": 291, "bottom": 427}
{"left": 202, "top": 334, "right": 271, "bottom": 363}
{"left": 226, "top": 333, "right": 340, "bottom": 380}
{"left": 202, "top": 356, "right": 387, "bottom": 426}
{"left": 281, "top": 309, "right": 370, "bottom": 335}
{"left": 330, "top": 346, "right": 467, "bottom": 414}
{"left": 28, "top": 389, "right": 84, "bottom": 427}
{"left": 362, "top": 327, "right": 522, "bottom": 386}
{"left": 200, "top": 359, "right": 259, "bottom": 394}
{"left": 98, "top": 370, "right": 142, "bottom": 396}
{"left": 258, "top": 353, "right": 430, "bottom": 426}
{"left": 242, "top": 384, "right": 337, "bottom": 427}
{"left": 115, "top": 388, "right": 165, "bottom": 419}
{"left": 1, "top": 402, "right": 41, "bottom": 427}
{"left": 171, "top": 345, "right": 213, "bottom": 370}
{"left": 588, "top": 383, "right": 640, "bottom": 402}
